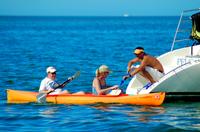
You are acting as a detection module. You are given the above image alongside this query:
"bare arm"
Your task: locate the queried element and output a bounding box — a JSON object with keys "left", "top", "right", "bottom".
{"left": 123, "top": 57, "right": 147, "bottom": 80}
{"left": 130, "top": 58, "right": 147, "bottom": 76}
{"left": 127, "top": 58, "right": 140, "bottom": 72}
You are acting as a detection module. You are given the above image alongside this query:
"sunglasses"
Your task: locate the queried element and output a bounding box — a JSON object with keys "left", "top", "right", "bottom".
{"left": 134, "top": 52, "right": 144, "bottom": 56}
{"left": 51, "top": 72, "right": 56, "bottom": 74}
{"left": 134, "top": 53, "right": 140, "bottom": 56}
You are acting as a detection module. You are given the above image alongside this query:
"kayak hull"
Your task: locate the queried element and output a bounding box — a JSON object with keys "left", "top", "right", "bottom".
{"left": 6, "top": 89, "right": 165, "bottom": 106}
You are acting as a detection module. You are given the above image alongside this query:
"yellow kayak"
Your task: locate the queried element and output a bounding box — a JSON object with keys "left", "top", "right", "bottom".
{"left": 7, "top": 89, "right": 165, "bottom": 106}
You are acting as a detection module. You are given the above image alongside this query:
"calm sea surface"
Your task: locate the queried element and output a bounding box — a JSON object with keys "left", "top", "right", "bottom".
{"left": 0, "top": 16, "right": 200, "bottom": 131}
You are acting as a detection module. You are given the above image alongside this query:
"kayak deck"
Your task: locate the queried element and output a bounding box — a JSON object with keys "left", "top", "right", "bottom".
{"left": 7, "top": 89, "right": 165, "bottom": 106}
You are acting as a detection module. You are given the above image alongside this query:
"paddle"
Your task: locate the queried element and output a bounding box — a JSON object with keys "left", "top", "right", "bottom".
{"left": 108, "top": 74, "right": 128, "bottom": 96}
{"left": 136, "top": 82, "right": 153, "bottom": 94}
{"left": 119, "top": 79, "right": 125, "bottom": 87}
{"left": 37, "top": 71, "right": 80, "bottom": 103}
{"left": 120, "top": 72, "right": 132, "bottom": 86}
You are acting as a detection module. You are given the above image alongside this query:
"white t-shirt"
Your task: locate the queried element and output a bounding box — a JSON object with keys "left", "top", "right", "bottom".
{"left": 39, "top": 77, "right": 61, "bottom": 94}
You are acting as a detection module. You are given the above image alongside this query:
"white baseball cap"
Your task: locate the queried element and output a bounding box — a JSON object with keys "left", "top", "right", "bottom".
{"left": 46, "top": 66, "right": 56, "bottom": 73}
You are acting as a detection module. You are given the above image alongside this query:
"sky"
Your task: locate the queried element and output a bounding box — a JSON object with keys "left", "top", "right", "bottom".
{"left": 0, "top": 0, "right": 200, "bottom": 16}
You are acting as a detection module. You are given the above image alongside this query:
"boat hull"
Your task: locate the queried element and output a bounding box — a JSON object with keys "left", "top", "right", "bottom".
{"left": 7, "top": 89, "right": 165, "bottom": 106}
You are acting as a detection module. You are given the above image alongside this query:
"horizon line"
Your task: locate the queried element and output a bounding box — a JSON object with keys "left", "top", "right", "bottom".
{"left": 0, "top": 15, "right": 181, "bottom": 17}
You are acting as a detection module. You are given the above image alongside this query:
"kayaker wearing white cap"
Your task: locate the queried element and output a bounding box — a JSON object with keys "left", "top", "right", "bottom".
{"left": 39, "top": 66, "right": 84, "bottom": 95}
{"left": 92, "top": 65, "right": 119, "bottom": 95}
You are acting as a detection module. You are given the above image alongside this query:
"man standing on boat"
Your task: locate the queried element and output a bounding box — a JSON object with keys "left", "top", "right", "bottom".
{"left": 123, "top": 47, "right": 164, "bottom": 84}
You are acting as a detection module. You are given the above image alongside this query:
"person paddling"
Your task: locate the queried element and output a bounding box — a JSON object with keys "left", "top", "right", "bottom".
{"left": 39, "top": 66, "right": 84, "bottom": 95}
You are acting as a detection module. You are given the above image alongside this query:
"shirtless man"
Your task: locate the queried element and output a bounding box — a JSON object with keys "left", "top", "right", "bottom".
{"left": 123, "top": 47, "right": 164, "bottom": 83}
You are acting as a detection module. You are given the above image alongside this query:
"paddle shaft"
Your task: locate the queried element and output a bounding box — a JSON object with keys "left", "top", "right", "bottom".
{"left": 119, "top": 79, "right": 125, "bottom": 87}
{"left": 46, "top": 74, "right": 78, "bottom": 94}
{"left": 119, "top": 72, "right": 132, "bottom": 87}
{"left": 47, "top": 71, "right": 80, "bottom": 93}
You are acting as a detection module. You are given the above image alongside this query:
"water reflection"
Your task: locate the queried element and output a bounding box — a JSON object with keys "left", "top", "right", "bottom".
{"left": 39, "top": 107, "right": 59, "bottom": 118}
{"left": 3, "top": 101, "right": 200, "bottom": 131}
{"left": 126, "top": 106, "right": 165, "bottom": 123}
{"left": 91, "top": 103, "right": 165, "bottom": 123}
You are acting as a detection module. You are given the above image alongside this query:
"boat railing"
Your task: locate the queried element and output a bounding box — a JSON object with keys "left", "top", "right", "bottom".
{"left": 171, "top": 8, "right": 200, "bottom": 51}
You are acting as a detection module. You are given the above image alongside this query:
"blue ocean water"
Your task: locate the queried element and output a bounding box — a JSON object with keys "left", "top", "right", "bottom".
{"left": 0, "top": 16, "right": 200, "bottom": 131}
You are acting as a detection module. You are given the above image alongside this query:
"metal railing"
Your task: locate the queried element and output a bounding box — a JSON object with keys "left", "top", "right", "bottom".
{"left": 171, "top": 8, "right": 200, "bottom": 51}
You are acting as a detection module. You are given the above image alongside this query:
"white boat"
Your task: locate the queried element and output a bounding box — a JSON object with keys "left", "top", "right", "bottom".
{"left": 126, "top": 8, "right": 200, "bottom": 97}
{"left": 123, "top": 13, "right": 129, "bottom": 17}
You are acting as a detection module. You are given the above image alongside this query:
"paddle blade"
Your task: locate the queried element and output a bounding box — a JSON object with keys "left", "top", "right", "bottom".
{"left": 72, "top": 71, "right": 80, "bottom": 80}
{"left": 119, "top": 80, "right": 125, "bottom": 87}
{"left": 37, "top": 93, "right": 47, "bottom": 103}
{"left": 108, "top": 89, "right": 122, "bottom": 96}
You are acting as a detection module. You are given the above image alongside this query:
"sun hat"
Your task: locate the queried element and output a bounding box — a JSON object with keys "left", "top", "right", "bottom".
{"left": 96, "top": 65, "right": 112, "bottom": 76}
{"left": 46, "top": 66, "right": 56, "bottom": 73}
{"left": 99, "top": 65, "right": 112, "bottom": 73}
